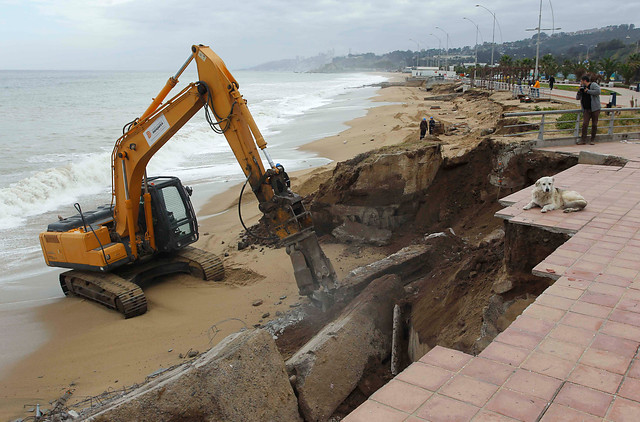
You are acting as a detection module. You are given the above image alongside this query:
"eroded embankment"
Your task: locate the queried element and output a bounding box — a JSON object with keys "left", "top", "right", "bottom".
{"left": 291, "top": 137, "right": 579, "bottom": 418}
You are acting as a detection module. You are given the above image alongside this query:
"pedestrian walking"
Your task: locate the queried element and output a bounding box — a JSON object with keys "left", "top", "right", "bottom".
{"left": 429, "top": 117, "right": 436, "bottom": 135}
{"left": 576, "top": 75, "right": 601, "bottom": 145}
{"left": 549, "top": 75, "right": 555, "bottom": 90}
{"left": 420, "top": 118, "right": 428, "bottom": 139}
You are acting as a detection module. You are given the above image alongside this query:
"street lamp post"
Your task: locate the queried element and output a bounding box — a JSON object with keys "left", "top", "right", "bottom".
{"left": 430, "top": 33, "right": 442, "bottom": 69}
{"left": 435, "top": 26, "right": 450, "bottom": 70}
{"left": 409, "top": 38, "right": 420, "bottom": 68}
{"left": 463, "top": 17, "right": 481, "bottom": 76}
{"left": 527, "top": 0, "right": 562, "bottom": 80}
{"left": 476, "top": 4, "right": 496, "bottom": 66}
{"left": 579, "top": 43, "right": 592, "bottom": 62}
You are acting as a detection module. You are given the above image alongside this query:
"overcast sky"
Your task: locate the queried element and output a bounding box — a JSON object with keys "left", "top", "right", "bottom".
{"left": 1, "top": 0, "right": 638, "bottom": 71}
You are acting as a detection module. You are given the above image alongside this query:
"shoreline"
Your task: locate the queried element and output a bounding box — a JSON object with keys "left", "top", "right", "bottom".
{"left": 0, "top": 71, "right": 415, "bottom": 420}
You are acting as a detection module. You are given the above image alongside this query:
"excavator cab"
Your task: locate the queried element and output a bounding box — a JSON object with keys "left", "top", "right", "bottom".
{"left": 140, "top": 176, "right": 198, "bottom": 253}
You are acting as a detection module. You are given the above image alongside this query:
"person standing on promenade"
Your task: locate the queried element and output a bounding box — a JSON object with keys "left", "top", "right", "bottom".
{"left": 420, "top": 117, "right": 428, "bottom": 139}
{"left": 549, "top": 75, "right": 555, "bottom": 90}
{"left": 429, "top": 117, "right": 436, "bottom": 135}
{"left": 576, "top": 75, "right": 601, "bottom": 145}
{"left": 532, "top": 79, "right": 541, "bottom": 98}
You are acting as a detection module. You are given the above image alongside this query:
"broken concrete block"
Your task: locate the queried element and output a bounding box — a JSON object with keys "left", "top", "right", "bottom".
{"left": 286, "top": 274, "right": 404, "bottom": 422}
{"left": 86, "top": 330, "right": 301, "bottom": 422}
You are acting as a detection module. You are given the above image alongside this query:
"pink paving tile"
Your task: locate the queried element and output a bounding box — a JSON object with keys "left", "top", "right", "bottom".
{"left": 568, "top": 363, "right": 623, "bottom": 394}
{"left": 344, "top": 399, "right": 408, "bottom": 422}
{"left": 601, "top": 320, "right": 640, "bottom": 341}
{"left": 611, "top": 257, "right": 640, "bottom": 271}
{"left": 590, "top": 247, "right": 620, "bottom": 258}
{"left": 610, "top": 309, "right": 640, "bottom": 327}
{"left": 472, "top": 410, "right": 519, "bottom": 421}
{"left": 564, "top": 268, "right": 601, "bottom": 281}
{"left": 523, "top": 303, "right": 566, "bottom": 323}
{"left": 556, "top": 249, "right": 584, "bottom": 260}
{"left": 538, "top": 337, "right": 586, "bottom": 362}
{"left": 617, "top": 298, "right": 640, "bottom": 314}
{"left": 591, "top": 333, "right": 640, "bottom": 358}
{"left": 460, "top": 357, "right": 516, "bottom": 386}
{"left": 623, "top": 289, "right": 640, "bottom": 301}
{"left": 415, "top": 394, "right": 479, "bottom": 422}
{"left": 370, "top": 380, "right": 432, "bottom": 414}
{"left": 548, "top": 324, "right": 596, "bottom": 346}
{"left": 618, "top": 376, "right": 640, "bottom": 402}
{"left": 571, "top": 259, "right": 607, "bottom": 273}
{"left": 535, "top": 293, "right": 575, "bottom": 311}
{"left": 570, "top": 301, "right": 612, "bottom": 318}
{"left": 545, "top": 284, "right": 585, "bottom": 300}
{"left": 580, "top": 253, "right": 611, "bottom": 264}
{"left": 395, "top": 362, "right": 453, "bottom": 391}
{"left": 419, "top": 345, "right": 473, "bottom": 372}
{"left": 479, "top": 341, "right": 529, "bottom": 367}
{"left": 545, "top": 254, "right": 578, "bottom": 267}
{"left": 628, "top": 359, "right": 640, "bottom": 379}
{"left": 587, "top": 281, "right": 627, "bottom": 298}
{"left": 533, "top": 263, "right": 566, "bottom": 278}
{"left": 595, "top": 273, "right": 632, "bottom": 288}
{"left": 485, "top": 388, "right": 546, "bottom": 422}
{"left": 521, "top": 351, "right": 575, "bottom": 380}
{"left": 579, "top": 291, "right": 620, "bottom": 308}
{"left": 604, "top": 266, "right": 640, "bottom": 280}
{"left": 495, "top": 328, "right": 543, "bottom": 351}
{"left": 509, "top": 315, "right": 555, "bottom": 337}
{"left": 403, "top": 417, "right": 428, "bottom": 422}
{"left": 561, "top": 312, "right": 604, "bottom": 331}
{"left": 439, "top": 375, "right": 499, "bottom": 407}
{"left": 606, "top": 397, "right": 640, "bottom": 422}
{"left": 539, "top": 403, "right": 602, "bottom": 422}
{"left": 579, "top": 347, "right": 633, "bottom": 375}
{"left": 554, "top": 382, "right": 614, "bottom": 418}
{"left": 503, "top": 369, "right": 562, "bottom": 401}
{"left": 555, "top": 276, "right": 591, "bottom": 290}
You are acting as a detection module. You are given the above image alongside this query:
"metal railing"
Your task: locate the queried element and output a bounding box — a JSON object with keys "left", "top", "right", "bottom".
{"left": 502, "top": 108, "right": 640, "bottom": 142}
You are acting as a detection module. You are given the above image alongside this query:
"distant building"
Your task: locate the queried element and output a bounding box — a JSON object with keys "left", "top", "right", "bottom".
{"left": 411, "top": 67, "right": 457, "bottom": 79}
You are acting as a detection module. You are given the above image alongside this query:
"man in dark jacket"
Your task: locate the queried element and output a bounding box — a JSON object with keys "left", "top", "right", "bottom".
{"left": 576, "top": 75, "right": 601, "bottom": 145}
{"left": 549, "top": 75, "right": 555, "bottom": 90}
{"left": 420, "top": 117, "right": 428, "bottom": 139}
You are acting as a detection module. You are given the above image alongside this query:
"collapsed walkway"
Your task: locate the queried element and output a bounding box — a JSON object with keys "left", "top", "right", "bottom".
{"left": 345, "top": 143, "right": 640, "bottom": 421}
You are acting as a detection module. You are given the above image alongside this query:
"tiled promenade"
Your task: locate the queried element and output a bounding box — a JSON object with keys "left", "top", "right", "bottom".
{"left": 345, "top": 146, "right": 640, "bottom": 421}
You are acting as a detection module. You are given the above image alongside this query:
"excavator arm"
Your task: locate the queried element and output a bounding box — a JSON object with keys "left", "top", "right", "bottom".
{"left": 113, "top": 44, "right": 337, "bottom": 299}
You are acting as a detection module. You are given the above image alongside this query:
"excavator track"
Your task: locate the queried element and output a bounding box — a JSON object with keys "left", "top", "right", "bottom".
{"left": 59, "top": 247, "right": 224, "bottom": 318}
{"left": 175, "top": 246, "right": 225, "bottom": 281}
{"left": 60, "top": 271, "right": 147, "bottom": 319}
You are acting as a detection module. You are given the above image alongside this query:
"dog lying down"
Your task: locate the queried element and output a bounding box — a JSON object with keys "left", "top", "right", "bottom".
{"left": 523, "top": 176, "right": 587, "bottom": 213}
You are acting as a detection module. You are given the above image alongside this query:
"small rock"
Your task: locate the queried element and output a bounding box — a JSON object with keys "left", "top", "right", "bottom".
{"left": 279, "top": 295, "right": 287, "bottom": 300}
{"left": 114, "top": 380, "right": 118, "bottom": 383}
{"left": 203, "top": 232, "right": 209, "bottom": 236}
{"left": 168, "top": 349, "right": 173, "bottom": 352}
{"left": 68, "top": 410, "right": 80, "bottom": 419}
{"left": 179, "top": 353, "right": 184, "bottom": 358}
{"left": 221, "top": 240, "right": 225, "bottom": 244}
{"left": 238, "top": 241, "right": 248, "bottom": 251}
{"left": 250, "top": 245, "right": 256, "bottom": 250}
{"left": 252, "top": 299, "right": 264, "bottom": 307}
{"left": 275, "top": 311, "right": 283, "bottom": 317}
{"left": 224, "top": 252, "right": 229, "bottom": 257}
{"left": 289, "top": 302, "right": 300, "bottom": 308}
{"left": 253, "top": 323, "right": 262, "bottom": 328}
{"left": 262, "top": 312, "right": 270, "bottom": 319}
{"left": 275, "top": 301, "right": 282, "bottom": 305}
{"left": 187, "top": 350, "right": 199, "bottom": 358}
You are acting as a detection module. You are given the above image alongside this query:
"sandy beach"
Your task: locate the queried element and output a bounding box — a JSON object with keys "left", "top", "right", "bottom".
{"left": 0, "top": 73, "right": 481, "bottom": 420}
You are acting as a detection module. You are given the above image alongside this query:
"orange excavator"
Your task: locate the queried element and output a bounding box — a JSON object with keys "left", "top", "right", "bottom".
{"left": 39, "top": 44, "right": 337, "bottom": 318}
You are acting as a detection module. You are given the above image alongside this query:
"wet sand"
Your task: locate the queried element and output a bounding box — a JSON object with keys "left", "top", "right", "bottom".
{"left": 0, "top": 72, "right": 433, "bottom": 420}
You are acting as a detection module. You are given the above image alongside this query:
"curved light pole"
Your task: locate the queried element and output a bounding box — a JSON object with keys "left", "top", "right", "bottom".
{"left": 579, "top": 43, "right": 592, "bottom": 62}
{"left": 430, "top": 33, "right": 442, "bottom": 69}
{"left": 463, "top": 17, "right": 482, "bottom": 72}
{"left": 435, "top": 26, "right": 450, "bottom": 70}
{"left": 476, "top": 4, "right": 497, "bottom": 66}
{"left": 409, "top": 38, "right": 420, "bottom": 68}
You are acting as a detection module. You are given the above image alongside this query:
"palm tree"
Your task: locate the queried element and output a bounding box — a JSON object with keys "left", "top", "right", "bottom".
{"left": 619, "top": 63, "right": 636, "bottom": 85}
{"left": 499, "top": 55, "right": 513, "bottom": 68}
{"left": 598, "top": 57, "right": 620, "bottom": 82}
{"left": 560, "top": 60, "right": 575, "bottom": 80}
{"left": 540, "top": 54, "right": 558, "bottom": 79}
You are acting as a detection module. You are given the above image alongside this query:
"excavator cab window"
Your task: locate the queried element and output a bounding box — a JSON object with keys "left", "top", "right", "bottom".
{"left": 144, "top": 176, "right": 199, "bottom": 252}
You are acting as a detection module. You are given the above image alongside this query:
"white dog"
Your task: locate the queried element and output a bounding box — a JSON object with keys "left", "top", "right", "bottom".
{"left": 523, "top": 176, "right": 587, "bottom": 213}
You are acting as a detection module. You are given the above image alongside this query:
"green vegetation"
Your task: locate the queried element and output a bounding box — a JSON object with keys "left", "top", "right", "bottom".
{"left": 555, "top": 113, "right": 579, "bottom": 130}
{"left": 552, "top": 85, "right": 613, "bottom": 96}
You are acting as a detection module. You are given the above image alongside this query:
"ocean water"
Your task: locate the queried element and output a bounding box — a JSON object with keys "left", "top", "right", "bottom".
{"left": 0, "top": 69, "right": 388, "bottom": 302}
